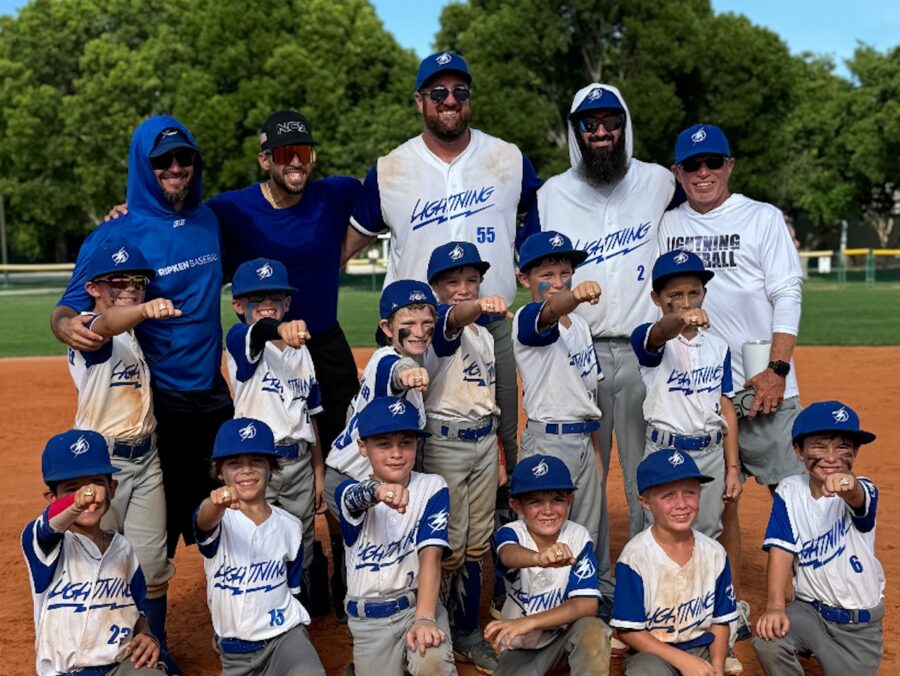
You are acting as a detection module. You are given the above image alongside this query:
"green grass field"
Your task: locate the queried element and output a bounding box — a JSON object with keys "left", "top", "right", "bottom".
{"left": 1, "top": 279, "right": 898, "bottom": 358}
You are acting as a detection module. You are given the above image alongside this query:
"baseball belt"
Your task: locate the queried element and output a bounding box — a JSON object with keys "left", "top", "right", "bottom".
{"left": 111, "top": 435, "right": 152, "bottom": 460}
{"left": 429, "top": 416, "right": 494, "bottom": 441}
{"left": 274, "top": 440, "right": 308, "bottom": 460}
{"left": 809, "top": 600, "right": 879, "bottom": 624}
{"left": 647, "top": 427, "right": 722, "bottom": 451}
{"left": 345, "top": 590, "right": 417, "bottom": 619}
{"left": 527, "top": 420, "right": 601, "bottom": 436}
{"left": 61, "top": 666, "right": 115, "bottom": 675}
{"left": 216, "top": 635, "right": 268, "bottom": 654}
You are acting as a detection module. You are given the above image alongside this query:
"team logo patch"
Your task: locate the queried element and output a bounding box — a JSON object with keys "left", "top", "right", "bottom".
{"left": 436, "top": 52, "right": 452, "bottom": 65}
{"left": 70, "top": 435, "right": 90, "bottom": 457}
{"left": 532, "top": 460, "right": 549, "bottom": 478}
{"left": 428, "top": 509, "right": 449, "bottom": 533}
{"left": 668, "top": 450, "right": 685, "bottom": 467}
{"left": 111, "top": 247, "right": 129, "bottom": 265}
{"left": 449, "top": 244, "right": 464, "bottom": 261}
{"left": 573, "top": 557, "right": 596, "bottom": 582}
{"left": 690, "top": 128, "right": 707, "bottom": 144}
{"left": 256, "top": 263, "right": 273, "bottom": 280}
{"left": 409, "top": 290, "right": 427, "bottom": 302}
{"left": 673, "top": 251, "right": 689, "bottom": 265}
{"left": 832, "top": 407, "right": 850, "bottom": 423}
{"left": 239, "top": 423, "right": 257, "bottom": 441}
{"left": 586, "top": 87, "right": 603, "bottom": 101}
{"left": 388, "top": 399, "right": 407, "bottom": 416}
{"left": 548, "top": 234, "right": 564, "bottom": 248}
{"left": 276, "top": 121, "right": 308, "bottom": 135}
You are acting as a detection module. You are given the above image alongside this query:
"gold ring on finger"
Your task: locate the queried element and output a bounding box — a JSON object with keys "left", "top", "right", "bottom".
{"left": 83, "top": 487, "right": 95, "bottom": 497}
{"left": 385, "top": 490, "right": 396, "bottom": 500}
{"left": 840, "top": 478, "right": 850, "bottom": 487}
{"left": 159, "top": 303, "right": 166, "bottom": 311}
{"left": 221, "top": 489, "right": 231, "bottom": 500}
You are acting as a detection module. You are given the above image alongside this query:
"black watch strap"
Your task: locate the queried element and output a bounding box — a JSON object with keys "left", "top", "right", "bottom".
{"left": 768, "top": 360, "right": 791, "bottom": 377}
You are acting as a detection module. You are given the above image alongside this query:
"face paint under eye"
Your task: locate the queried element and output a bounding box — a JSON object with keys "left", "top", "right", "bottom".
{"left": 537, "top": 281, "right": 551, "bottom": 296}
{"left": 564, "top": 278, "right": 572, "bottom": 289}
{"left": 397, "top": 327, "right": 411, "bottom": 344}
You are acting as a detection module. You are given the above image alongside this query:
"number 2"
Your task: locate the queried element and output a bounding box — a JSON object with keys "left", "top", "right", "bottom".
{"left": 637, "top": 265, "right": 646, "bottom": 281}
{"left": 849, "top": 555, "right": 864, "bottom": 573}
{"left": 107, "top": 624, "right": 131, "bottom": 644}
{"left": 476, "top": 226, "right": 495, "bottom": 243}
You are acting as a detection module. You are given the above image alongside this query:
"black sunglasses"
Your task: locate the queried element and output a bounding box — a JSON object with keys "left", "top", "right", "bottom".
{"left": 420, "top": 85, "right": 471, "bottom": 104}
{"left": 577, "top": 113, "right": 625, "bottom": 133}
{"left": 680, "top": 156, "right": 728, "bottom": 173}
{"left": 150, "top": 149, "right": 196, "bottom": 170}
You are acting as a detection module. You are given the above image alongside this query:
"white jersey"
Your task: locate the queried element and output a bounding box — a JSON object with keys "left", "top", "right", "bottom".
{"left": 337, "top": 471, "right": 450, "bottom": 598}
{"left": 763, "top": 474, "right": 884, "bottom": 610}
{"left": 530, "top": 84, "right": 674, "bottom": 338}
{"left": 68, "top": 316, "right": 155, "bottom": 440}
{"left": 225, "top": 322, "right": 323, "bottom": 444}
{"left": 350, "top": 130, "right": 535, "bottom": 304}
{"left": 631, "top": 323, "right": 733, "bottom": 436}
{"left": 514, "top": 302, "right": 603, "bottom": 423}
{"left": 326, "top": 346, "right": 426, "bottom": 480}
{"left": 195, "top": 506, "right": 310, "bottom": 641}
{"left": 496, "top": 520, "right": 601, "bottom": 649}
{"left": 423, "top": 306, "right": 499, "bottom": 421}
{"left": 612, "top": 527, "right": 738, "bottom": 647}
{"left": 22, "top": 509, "right": 147, "bottom": 675}
{"left": 659, "top": 194, "right": 803, "bottom": 399}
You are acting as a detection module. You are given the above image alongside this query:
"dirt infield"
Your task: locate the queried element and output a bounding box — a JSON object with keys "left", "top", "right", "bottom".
{"left": 1, "top": 347, "right": 895, "bottom": 675}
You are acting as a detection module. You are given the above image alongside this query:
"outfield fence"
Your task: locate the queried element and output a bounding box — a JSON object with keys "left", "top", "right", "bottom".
{"left": 801, "top": 248, "right": 900, "bottom": 284}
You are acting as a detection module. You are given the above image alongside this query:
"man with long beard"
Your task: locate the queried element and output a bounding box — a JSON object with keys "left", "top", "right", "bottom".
{"left": 522, "top": 85, "right": 675, "bottom": 613}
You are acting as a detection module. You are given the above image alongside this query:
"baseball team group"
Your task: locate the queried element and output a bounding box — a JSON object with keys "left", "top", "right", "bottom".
{"left": 22, "top": 51, "right": 883, "bottom": 676}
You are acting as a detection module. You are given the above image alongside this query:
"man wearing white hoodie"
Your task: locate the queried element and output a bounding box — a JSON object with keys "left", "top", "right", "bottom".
{"left": 521, "top": 84, "right": 675, "bottom": 603}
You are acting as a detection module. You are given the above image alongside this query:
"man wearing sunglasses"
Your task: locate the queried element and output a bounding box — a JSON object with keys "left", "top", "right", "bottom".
{"left": 51, "top": 116, "right": 233, "bottom": 674}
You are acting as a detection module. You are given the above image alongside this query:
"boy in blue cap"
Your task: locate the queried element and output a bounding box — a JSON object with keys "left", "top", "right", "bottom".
{"left": 612, "top": 449, "right": 737, "bottom": 675}
{"left": 753, "top": 401, "right": 883, "bottom": 675}
{"left": 336, "top": 396, "right": 455, "bottom": 676}
{"left": 485, "top": 454, "right": 610, "bottom": 675}
{"left": 225, "top": 256, "right": 325, "bottom": 599}
{"left": 22, "top": 429, "right": 160, "bottom": 675}
{"left": 194, "top": 418, "right": 324, "bottom": 675}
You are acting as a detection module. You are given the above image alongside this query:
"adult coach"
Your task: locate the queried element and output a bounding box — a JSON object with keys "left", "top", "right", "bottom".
{"left": 342, "top": 52, "right": 542, "bottom": 477}
{"left": 523, "top": 84, "right": 675, "bottom": 599}
{"left": 51, "top": 116, "right": 232, "bottom": 673}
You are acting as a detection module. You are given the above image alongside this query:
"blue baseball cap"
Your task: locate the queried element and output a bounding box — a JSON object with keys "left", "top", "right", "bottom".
{"left": 149, "top": 127, "right": 197, "bottom": 158}
{"left": 518, "top": 231, "right": 588, "bottom": 273}
{"left": 416, "top": 51, "right": 471, "bottom": 90}
{"left": 637, "top": 449, "right": 714, "bottom": 494}
{"left": 427, "top": 242, "right": 490, "bottom": 283}
{"left": 212, "top": 418, "right": 279, "bottom": 460}
{"left": 569, "top": 86, "right": 625, "bottom": 118}
{"left": 652, "top": 250, "right": 714, "bottom": 292}
{"left": 42, "top": 429, "right": 120, "bottom": 483}
{"left": 376, "top": 280, "right": 438, "bottom": 346}
{"left": 510, "top": 455, "right": 576, "bottom": 496}
{"left": 86, "top": 240, "right": 156, "bottom": 281}
{"left": 231, "top": 258, "right": 297, "bottom": 297}
{"left": 357, "top": 396, "right": 428, "bottom": 438}
{"left": 791, "top": 401, "right": 876, "bottom": 445}
{"left": 674, "top": 124, "right": 731, "bottom": 165}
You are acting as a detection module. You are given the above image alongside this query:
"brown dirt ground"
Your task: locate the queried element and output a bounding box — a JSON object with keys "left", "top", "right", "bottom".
{"left": 1, "top": 346, "right": 896, "bottom": 675}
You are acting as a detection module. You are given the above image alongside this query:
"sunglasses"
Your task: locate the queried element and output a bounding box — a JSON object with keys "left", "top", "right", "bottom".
{"left": 95, "top": 275, "right": 150, "bottom": 291}
{"left": 150, "top": 149, "right": 196, "bottom": 170}
{"left": 269, "top": 145, "right": 316, "bottom": 166}
{"left": 420, "top": 85, "right": 471, "bottom": 104}
{"left": 680, "top": 156, "right": 728, "bottom": 173}
{"left": 246, "top": 292, "right": 288, "bottom": 304}
{"left": 577, "top": 113, "right": 625, "bottom": 134}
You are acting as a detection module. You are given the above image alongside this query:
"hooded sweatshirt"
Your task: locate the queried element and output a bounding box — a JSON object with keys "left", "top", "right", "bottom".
{"left": 523, "top": 84, "right": 675, "bottom": 338}
{"left": 59, "top": 116, "right": 227, "bottom": 407}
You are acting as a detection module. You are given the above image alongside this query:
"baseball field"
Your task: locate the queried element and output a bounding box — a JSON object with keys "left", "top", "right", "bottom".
{"left": 1, "top": 284, "right": 897, "bottom": 674}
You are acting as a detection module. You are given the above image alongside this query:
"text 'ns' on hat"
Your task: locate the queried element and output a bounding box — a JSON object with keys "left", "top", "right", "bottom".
{"left": 260, "top": 111, "right": 316, "bottom": 150}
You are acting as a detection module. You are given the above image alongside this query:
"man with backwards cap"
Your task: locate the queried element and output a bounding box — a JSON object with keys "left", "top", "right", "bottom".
{"left": 341, "top": 52, "right": 543, "bottom": 502}
{"left": 521, "top": 84, "right": 676, "bottom": 607}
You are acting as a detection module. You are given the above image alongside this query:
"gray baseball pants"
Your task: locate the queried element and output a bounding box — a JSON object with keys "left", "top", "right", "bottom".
{"left": 266, "top": 443, "right": 315, "bottom": 568}
{"left": 217, "top": 623, "right": 325, "bottom": 676}
{"left": 624, "top": 644, "right": 710, "bottom": 675}
{"left": 494, "top": 616, "right": 611, "bottom": 675}
{"left": 486, "top": 318, "right": 518, "bottom": 471}
{"left": 738, "top": 396, "right": 805, "bottom": 486}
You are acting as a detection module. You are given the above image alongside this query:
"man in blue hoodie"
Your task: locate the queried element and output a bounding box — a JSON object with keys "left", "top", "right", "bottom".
{"left": 51, "top": 116, "right": 233, "bottom": 674}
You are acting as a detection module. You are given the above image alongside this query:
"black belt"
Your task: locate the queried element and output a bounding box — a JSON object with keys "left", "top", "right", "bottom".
{"left": 346, "top": 591, "right": 416, "bottom": 618}
{"left": 111, "top": 436, "right": 152, "bottom": 460}
{"left": 810, "top": 600, "right": 873, "bottom": 624}
{"left": 649, "top": 428, "right": 722, "bottom": 451}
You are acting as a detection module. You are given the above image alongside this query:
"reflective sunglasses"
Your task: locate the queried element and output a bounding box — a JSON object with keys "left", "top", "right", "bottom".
{"left": 150, "top": 149, "right": 196, "bottom": 170}
{"left": 679, "top": 156, "right": 728, "bottom": 173}
{"left": 246, "top": 292, "right": 288, "bottom": 304}
{"left": 270, "top": 144, "right": 316, "bottom": 166}
{"left": 577, "top": 113, "right": 625, "bottom": 134}
{"left": 95, "top": 275, "right": 150, "bottom": 291}
{"left": 420, "top": 85, "right": 471, "bottom": 104}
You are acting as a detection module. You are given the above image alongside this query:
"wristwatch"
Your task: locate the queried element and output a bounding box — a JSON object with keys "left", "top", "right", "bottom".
{"left": 768, "top": 360, "right": 791, "bottom": 377}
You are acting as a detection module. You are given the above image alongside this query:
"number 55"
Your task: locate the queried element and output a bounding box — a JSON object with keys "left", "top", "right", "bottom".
{"left": 476, "top": 226, "right": 495, "bottom": 243}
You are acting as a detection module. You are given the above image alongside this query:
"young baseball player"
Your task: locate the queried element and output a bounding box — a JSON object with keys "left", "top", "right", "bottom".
{"left": 423, "top": 240, "right": 509, "bottom": 670}
{"left": 753, "top": 401, "right": 884, "bottom": 675}
{"left": 225, "top": 257, "right": 324, "bottom": 584}
{"left": 612, "top": 449, "right": 738, "bottom": 675}
{"left": 194, "top": 417, "right": 325, "bottom": 675}
{"left": 512, "top": 231, "right": 606, "bottom": 600}
{"left": 66, "top": 238, "right": 181, "bottom": 672}
{"left": 485, "top": 454, "right": 610, "bottom": 675}
{"left": 336, "top": 396, "right": 455, "bottom": 676}
{"left": 22, "top": 429, "right": 160, "bottom": 675}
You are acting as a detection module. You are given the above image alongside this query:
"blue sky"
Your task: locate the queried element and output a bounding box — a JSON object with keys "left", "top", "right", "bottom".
{"left": 1, "top": 0, "right": 896, "bottom": 77}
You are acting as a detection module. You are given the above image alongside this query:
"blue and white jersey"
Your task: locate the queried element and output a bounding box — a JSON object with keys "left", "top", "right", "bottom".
{"left": 763, "top": 473, "right": 884, "bottom": 610}
{"left": 326, "top": 346, "right": 426, "bottom": 480}
{"left": 22, "top": 509, "right": 146, "bottom": 676}
{"left": 225, "top": 322, "right": 323, "bottom": 444}
{"left": 612, "top": 527, "right": 737, "bottom": 648}
{"left": 513, "top": 302, "right": 603, "bottom": 423}
{"left": 194, "top": 506, "right": 310, "bottom": 641}
{"left": 350, "top": 130, "right": 541, "bottom": 304}
{"left": 423, "top": 305, "right": 499, "bottom": 422}
{"left": 631, "top": 323, "right": 733, "bottom": 436}
{"left": 496, "top": 520, "right": 601, "bottom": 649}
{"left": 68, "top": 315, "right": 156, "bottom": 440}
{"left": 338, "top": 471, "right": 450, "bottom": 598}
